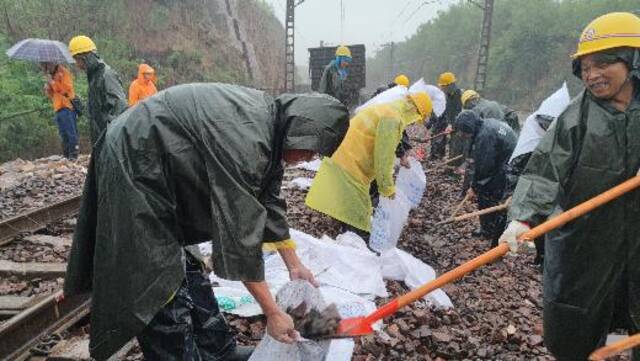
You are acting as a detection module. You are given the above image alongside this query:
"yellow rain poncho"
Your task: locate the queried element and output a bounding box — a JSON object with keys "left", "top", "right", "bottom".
{"left": 306, "top": 96, "right": 424, "bottom": 231}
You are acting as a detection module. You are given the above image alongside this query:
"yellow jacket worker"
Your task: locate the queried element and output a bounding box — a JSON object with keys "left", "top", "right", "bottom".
{"left": 306, "top": 91, "right": 433, "bottom": 231}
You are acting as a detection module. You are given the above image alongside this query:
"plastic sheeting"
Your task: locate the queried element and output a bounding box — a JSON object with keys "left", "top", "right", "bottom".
{"left": 209, "top": 229, "right": 452, "bottom": 315}
{"left": 381, "top": 249, "right": 453, "bottom": 308}
{"left": 509, "top": 83, "right": 571, "bottom": 162}
{"left": 208, "top": 229, "right": 452, "bottom": 360}
{"left": 295, "top": 159, "right": 321, "bottom": 172}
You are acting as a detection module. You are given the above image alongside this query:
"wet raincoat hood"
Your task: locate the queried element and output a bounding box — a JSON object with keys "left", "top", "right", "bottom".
{"left": 276, "top": 92, "right": 350, "bottom": 156}
{"left": 83, "top": 52, "right": 127, "bottom": 144}
{"left": 137, "top": 63, "right": 156, "bottom": 84}
{"left": 455, "top": 109, "right": 483, "bottom": 135}
{"left": 128, "top": 64, "right": 158, "bottom": 106}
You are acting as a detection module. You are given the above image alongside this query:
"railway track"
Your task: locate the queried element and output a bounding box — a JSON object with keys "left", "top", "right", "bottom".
{"left": 0, "top": 196, "right": 91, "bottom": 360}
{"left": 0, "top": 195, "right": 82, "bottom": 246}
{"left": 0, "top": 292, "right": 91, "bottom": 361}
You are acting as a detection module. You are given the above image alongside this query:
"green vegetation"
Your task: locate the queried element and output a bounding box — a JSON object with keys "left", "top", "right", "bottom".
{"left": 0, "top": 0, "right": 279, "bottom": 161}
{"left": 367, "top": 0, "right": 640, "bottom": 110}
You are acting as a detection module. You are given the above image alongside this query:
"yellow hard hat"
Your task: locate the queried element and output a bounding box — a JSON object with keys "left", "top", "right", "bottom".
{"left": 335, "top": 45, "right": 352, "bottom": 58}
{"left": 461, "top": 89, "right": 480, "bottom": 106}
{"left": 438, "top": 72, "right": 457, "bottom": 87}
{"left": 572, "top": 12, "right": 640, "bottom": 59}
{"left": 409, "top": 92, "right": 433, "bottom": 119}
{"left": 394, "top": 74, "right": 410, "bottom": 87}
{"left": 68, "top": 35, "right": 97, "bottom": 56}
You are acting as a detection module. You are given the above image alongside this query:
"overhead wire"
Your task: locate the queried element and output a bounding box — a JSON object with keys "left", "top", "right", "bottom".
{"left": 404, "top": 0, "right": 446, "bottom": 24}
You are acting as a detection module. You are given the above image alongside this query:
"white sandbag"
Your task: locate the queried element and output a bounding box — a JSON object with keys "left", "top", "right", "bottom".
{"left": 409, "top": 79, "right": 447, "bottom": 117}
{"left": 249, "top": 281, "right": 334, "bottom": 361}
{"left": 369, "top": 190, "right": 412, "bottom": 253}
{"left": 395, "top": 158, "right": 427, "bottom": 208}
{"left": 355, "top": 85, "right": 408, "bottom": 114}
{"left": 355, "top": 78, "right": 446, "bottom": 118}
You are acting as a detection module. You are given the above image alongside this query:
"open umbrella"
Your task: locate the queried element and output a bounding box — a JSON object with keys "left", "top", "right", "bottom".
{"left": 6, "top": 38, "right": 74, "bottom": 64}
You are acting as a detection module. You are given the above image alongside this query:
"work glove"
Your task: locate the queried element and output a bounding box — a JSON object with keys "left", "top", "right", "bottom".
{"left": 499, "top": 220, "right": 535, "bottom": 254}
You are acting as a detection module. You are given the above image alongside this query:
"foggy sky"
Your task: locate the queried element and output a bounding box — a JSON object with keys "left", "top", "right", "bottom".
{"left": 263, "top": 0, "right": 456, "bottom": 65}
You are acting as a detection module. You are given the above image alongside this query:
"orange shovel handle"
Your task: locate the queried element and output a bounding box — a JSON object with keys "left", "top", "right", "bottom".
{"left": 366, "top": 175, "right": 640, "bottom": 323}
{"left": 589, "top": 333, "right": 640, "bottom": 360}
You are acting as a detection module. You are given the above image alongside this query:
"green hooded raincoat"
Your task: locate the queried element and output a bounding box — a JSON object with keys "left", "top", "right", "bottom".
{"left": 85, "top": 53, "right": 127, "bottom": 145}
{"left": 509, "top": 89, "right": 640, "bottom": 359}
{"left": 64, "top": 83, "right": 349, "bottom": 360}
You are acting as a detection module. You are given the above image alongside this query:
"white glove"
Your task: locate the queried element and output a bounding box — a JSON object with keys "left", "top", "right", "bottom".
{"left": 499, "top": 221, "right": 535, "bottom": 254}
{"left": 637, "top": 168, "right": 640, "bottom": 176}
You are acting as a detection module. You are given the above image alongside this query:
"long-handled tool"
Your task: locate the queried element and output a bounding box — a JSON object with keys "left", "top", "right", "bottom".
{"left": 330, "top": 174, "right": 640, "bottom": 338}
{"left": 438, "top": 197, "right": 511, "bottom": 225}
{"left": 414, "top": 130, "right": 452, "bottom": 144}
{"left": 449, "top": 192, "right": 472, "bottom": 218}
{"left": 440, "top": 155, "right": 463, "bottom": 166}
{"left": 589, "top": 333, "right": 640, "bottom": 360}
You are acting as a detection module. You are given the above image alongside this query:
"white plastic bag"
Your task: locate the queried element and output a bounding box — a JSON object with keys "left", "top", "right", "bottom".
{"left": 395, "top": 158, "right": 427, "bottom": 208}
{"left": 249, "top": 281, "right": 333, "bottom": 361}
{"left": 369, "top": 190, "right": 412, "bottom": 252}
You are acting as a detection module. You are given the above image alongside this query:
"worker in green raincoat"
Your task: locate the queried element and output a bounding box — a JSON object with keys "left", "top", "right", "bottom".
{"left": 319, "top": 45, "right": 353, "bottom": 107}
{"left": 432, "top": 72, "right": 463, "bottom": 163}
{"left": 63, "top": 83, "right": 349, "bottom": 360}
{"left": 305, "top": 90, "right": 433, "bottom": 232}
{"left": 461, "top": 89, "right": 504, "bottom": 121}
{"left": 462, "top": 89, "right": 520, "bottom": 133}
{"left": 68, "top": 35, "right": 127, "bottom": 145}
{"left": 499, "top": 12, "right": 640, "bottom": 360}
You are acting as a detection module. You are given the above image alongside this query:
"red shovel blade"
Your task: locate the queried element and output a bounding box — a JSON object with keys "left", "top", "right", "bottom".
{"left": 335, "top": 316, "right": 375, "bottom": 337}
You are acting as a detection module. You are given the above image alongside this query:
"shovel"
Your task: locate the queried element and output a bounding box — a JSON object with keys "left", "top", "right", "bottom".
{"left": 329, "top": 174, "right": 640, "bottom": 338}
{"left": 589, "top": 333, "right": 640, "bottom": 360}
